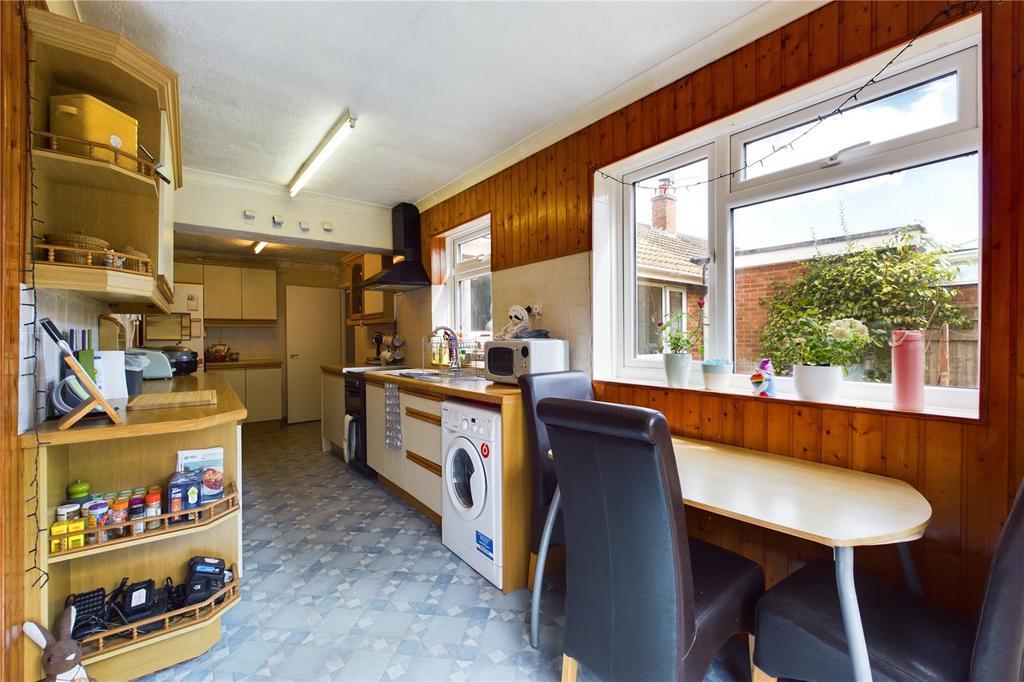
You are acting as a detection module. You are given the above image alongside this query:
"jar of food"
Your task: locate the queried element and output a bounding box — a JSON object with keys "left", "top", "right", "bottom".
{"left": 144, "top": 492, "right": 162, "bottom": 530}
{"left": 86, "top": 501, "right": 109, "bottom": 544}
{"left": 108, "top": 499, "right": 128, "bottom": 539}
{"left": 56, "top": 503, "right": 81, "bottom": 521}
{"left": 128, "top": 496, "right": 145, "bottom": 536}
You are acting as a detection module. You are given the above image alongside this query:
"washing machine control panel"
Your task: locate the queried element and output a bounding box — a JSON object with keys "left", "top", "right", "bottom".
{"left": 443, "top": 408, "right": 496, "bottom": 441}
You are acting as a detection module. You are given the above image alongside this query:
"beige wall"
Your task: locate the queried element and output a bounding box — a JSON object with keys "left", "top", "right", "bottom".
{"left": 492, "top": 251, "right": 592, "bottom": 373}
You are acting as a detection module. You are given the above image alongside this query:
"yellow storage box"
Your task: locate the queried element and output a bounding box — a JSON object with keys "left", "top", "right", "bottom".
{"left": 49, "top": 93, "right": 139, "bottom": 172}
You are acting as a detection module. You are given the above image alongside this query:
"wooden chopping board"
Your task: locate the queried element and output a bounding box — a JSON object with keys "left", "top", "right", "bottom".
{"left": 128, "top": 390, "right": 217, "bottom": 411}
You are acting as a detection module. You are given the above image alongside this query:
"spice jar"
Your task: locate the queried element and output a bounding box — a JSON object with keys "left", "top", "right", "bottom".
{"left": 144, "top": 491, "right": 162, "bottom": 530}
{"left": 56, "top": 503, "right": 81, "bottom": 521}
{"left": 86, "top": 501, "right": 109, "bottom": 544}
{"left": 129, "top": 496, "right": 145, "bottom": 536}
{"left": 108, "top": 499, "right": 128, "bottom": 539}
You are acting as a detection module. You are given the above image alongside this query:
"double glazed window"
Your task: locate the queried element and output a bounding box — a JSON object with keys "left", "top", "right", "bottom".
{"left": 609, "top": 42, "right": 980, "bottom": 409}
{"left": 447, "top": 219, "right": 493, "bottom": 337}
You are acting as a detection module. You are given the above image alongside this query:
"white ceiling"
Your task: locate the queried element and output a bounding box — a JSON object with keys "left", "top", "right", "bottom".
{"left": 79, "top": 1, "right": 765, "bottom": 207}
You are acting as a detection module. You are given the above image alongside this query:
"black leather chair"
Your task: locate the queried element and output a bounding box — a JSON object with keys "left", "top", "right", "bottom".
{"left": 754, "top": 477, "right": 1024, "bottom": 682}
{"left": 519, "top": 371, "right": 594, "bottom": 648}
{"left": 538, "top": 397, "right": 764, "bottom": 682}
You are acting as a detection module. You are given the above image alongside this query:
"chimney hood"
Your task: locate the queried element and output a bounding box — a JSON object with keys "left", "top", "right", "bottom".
{"left": 362, "top": 203, "right": 431, "bottom": 291}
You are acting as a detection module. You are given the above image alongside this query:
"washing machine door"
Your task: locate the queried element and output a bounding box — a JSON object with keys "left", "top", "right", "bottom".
{"left": 444, "top": 436, "right": 487, "bottom": 521}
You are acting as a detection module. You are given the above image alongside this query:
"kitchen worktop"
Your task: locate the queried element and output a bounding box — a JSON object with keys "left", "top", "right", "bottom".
{"left": 320, "top": 364, "right": 406, "bottom": 376}
{"left": 363, "top": 369, "right": 521, "bottom": 405}
{"left": 19, "top": 372, "right": 247, "bottom": 447}
{"left": 205, "top": 358, "right": 282, "bottom": 370}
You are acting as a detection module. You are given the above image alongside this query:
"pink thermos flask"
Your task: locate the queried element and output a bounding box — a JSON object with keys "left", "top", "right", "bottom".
{"left": 891, "top": 330, "right": 924, "bottom": 412}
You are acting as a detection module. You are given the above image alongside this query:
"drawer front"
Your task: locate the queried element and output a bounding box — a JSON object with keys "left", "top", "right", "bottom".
{"left": 404, "top": 449, "right": 442, "bottom": 515}
{"left": 399, "top": 389, "right": 443, "bottom": 416}
{"left": 400, "top": 390, "right": 442, "bottom": 466}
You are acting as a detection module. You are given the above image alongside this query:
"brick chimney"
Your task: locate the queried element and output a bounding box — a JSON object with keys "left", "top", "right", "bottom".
{"left": 651, "top": 177, "right": 677, "bottom": 234}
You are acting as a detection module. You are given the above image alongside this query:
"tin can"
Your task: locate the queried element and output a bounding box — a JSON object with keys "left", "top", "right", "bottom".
{"left": 56, "top": 503, "right": 81, "bottom": 521}
{"left": 86, "top": 501, "right": 109, "bottom": 544}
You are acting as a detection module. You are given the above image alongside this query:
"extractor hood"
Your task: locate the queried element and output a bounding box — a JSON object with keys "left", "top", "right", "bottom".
{"left": 362, "top": 203, "right": 431, "bottom": 291}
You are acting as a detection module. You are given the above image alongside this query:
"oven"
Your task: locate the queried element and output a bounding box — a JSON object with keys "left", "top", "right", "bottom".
{"left": 343, "top": 370, "right": 377, "bottom": 479}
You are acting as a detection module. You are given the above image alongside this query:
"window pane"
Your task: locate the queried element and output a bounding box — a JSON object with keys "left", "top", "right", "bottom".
{"left": 457, "top": 234, "right": 491, "bottom": 262}
{"left": 634, "top": 158, "right": 710, "bottom": 359}
{"left": 457, "top": 274, "right": 492, "bottom": 334}
{"left": 744, "top": 73, "right": 958, "bottom": 179}
{"left": 733, "top": 154, "right": 979, "bottom": 388}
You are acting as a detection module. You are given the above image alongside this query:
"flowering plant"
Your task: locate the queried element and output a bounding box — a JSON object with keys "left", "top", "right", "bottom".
{"left": 657, "top": 300, "right": 705, "bottom": 355}
{"left": 776, "top": 317, "right": 871, "bottom": 367}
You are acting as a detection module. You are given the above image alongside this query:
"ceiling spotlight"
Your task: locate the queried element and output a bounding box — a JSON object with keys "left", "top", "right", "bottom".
{"left": 253, "top": 241, "right": 269, "bottom": 254}
{"left": 288, "top": 111, "right": 357, "bottom": 198}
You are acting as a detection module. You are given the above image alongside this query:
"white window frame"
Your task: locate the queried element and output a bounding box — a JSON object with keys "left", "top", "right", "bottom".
{"left": 444, "top": 214, "right": 492, "bottom": 339}
{"left": 594, "top": 21, "right": 981, "bottom": 417}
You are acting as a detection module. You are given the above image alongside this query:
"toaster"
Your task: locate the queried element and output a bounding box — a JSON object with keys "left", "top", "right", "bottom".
{"left": 127, "top": 348, "right": 173, "bottom": 379}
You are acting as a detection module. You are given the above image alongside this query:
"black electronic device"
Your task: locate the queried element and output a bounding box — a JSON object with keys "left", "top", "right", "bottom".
{"left": 67, "top": 587, "right": 108, "bottom": 641}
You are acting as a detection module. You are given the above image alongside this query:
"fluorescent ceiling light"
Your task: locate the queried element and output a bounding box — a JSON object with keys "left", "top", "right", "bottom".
{"left": 253, "top": 241, "right": 268, "bottom": 254}
{"left": 288, "top": 111, "right": 356, "bottom": 197}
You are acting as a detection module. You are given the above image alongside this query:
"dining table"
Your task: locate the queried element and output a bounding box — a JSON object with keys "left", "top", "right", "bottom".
{"left": 671, "top": 436, "right": 933, "bottom": 682}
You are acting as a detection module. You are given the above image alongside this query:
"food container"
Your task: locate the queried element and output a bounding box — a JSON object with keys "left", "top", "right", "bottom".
{"left": 49, "top": 93, "right": 139, "bottom": 171}
{"left": 144, "top": 491, "right": 162, "bottom": 530}
{"left": 168, "top": 471, "right": 201, "bottom": 525}
{"left": 129, "top": 496, "right": 145, "bottom": 536}
{"left": 66, "top": 519, "right": 86, "bottom": 549}
{"left": 86, "top": 501, "right": 109, "bottom": 544}
{"left": 56, "top": 503, "right": 81, "bottom": 521}
{"left": 50, "top": 521, "right": 68, "bottom": 553}
{"left": 108, "top": 499, "right": 128, "bottom": 539}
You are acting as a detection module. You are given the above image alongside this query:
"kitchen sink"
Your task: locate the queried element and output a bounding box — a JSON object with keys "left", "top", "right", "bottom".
{"left": 397, "top": 369, "right": 484, "bottom": 383}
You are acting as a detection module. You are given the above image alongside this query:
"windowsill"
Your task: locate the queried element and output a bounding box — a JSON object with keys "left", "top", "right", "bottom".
{"left": 599, "top": 375, "right": 981, "bottom": 422}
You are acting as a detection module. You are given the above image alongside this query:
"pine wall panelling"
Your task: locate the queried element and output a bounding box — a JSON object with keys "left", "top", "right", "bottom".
{"left": 421, "top": 1, "right": 1021, "bottom": 619}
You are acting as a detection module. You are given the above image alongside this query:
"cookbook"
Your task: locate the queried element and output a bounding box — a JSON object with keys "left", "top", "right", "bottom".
{"left": 176, "top": 446, "right": 225, "bottom": 503}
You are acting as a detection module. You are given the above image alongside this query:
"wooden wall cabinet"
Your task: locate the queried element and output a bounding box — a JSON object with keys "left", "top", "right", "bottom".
{"left": 199, "top": 264, "right": 277, "bottom": 323}
{"left": 344, "top": 253, "right": 394, "bottom": 325}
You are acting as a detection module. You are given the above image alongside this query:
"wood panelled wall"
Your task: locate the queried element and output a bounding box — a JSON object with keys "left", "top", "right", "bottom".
{"left": 1, "top": 2, "right": 29, "bottom": 679}
{"left": 421, "top": 0, "right": 1024, "bottom": 619}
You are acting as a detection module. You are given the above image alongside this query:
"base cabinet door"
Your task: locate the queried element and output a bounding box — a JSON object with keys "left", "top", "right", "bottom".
{"left": 404, "top": 451, "right": 442, "bottom": 515}
{"left": 219, "top": 369, "right": 247, "bottom": 412}
{"left": 322, "top": 372, "right": 346, "bottom": 450}
{"left": 245, "top": 368, "right": 282, "bottom": 422}
{"left": 399, "top": 389, "right": 443, "bottom": 513}
{"left": 365, "top": 384, "right": 389, "bottom": 479}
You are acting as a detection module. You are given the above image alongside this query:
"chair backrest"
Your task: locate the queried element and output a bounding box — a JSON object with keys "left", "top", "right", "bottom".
{"left": 538, "top": 397, "right": 693, "bottom": 681}
{"left": 518, "top": 371, "right": 594, "bottom": 551}
{"left": 970, "top": 477, "right": 1024, "bottom": 680}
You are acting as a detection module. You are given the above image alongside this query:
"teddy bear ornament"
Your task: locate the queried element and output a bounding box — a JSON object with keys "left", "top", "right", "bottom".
{"left": 23, "top": 606, "right": 95, "bottom": 682}
{"left": 496, "top": 304, "right": 550, "bottom": 340}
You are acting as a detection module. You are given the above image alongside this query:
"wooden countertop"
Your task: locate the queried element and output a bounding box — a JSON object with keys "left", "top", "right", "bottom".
{"left": 321, "top": 364, "right": 347, "bottom": 376}
{"left": 672, "top": 437, "right": 932, "bottom": 547}
{"left": 19, "top": 372, "right": 247, "bottom": 447}
{"left": 205, "top": 358, "right": 282, "bottom": 370}
{"left": 364, "top": 370, "right": 521, "bottom": 406}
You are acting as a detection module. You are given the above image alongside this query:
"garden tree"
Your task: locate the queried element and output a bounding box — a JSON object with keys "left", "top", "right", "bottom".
{"left": 759, "top": 228, "right": 970, "bottom": 376}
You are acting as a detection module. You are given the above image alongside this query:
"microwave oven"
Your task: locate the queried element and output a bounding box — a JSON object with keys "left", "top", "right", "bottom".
{"left": 483, "top": 339, "right": 570, "bottom": 385}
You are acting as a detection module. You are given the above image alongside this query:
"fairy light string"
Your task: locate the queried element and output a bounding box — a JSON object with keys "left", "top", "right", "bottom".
{"left": 594, "top": 0, "right": 981, "bottom": 192}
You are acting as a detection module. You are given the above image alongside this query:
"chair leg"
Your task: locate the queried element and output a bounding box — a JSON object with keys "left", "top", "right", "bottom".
{"left": 749, "top": 635, "right": 777, "bottom": 682}
{"left": 561, "top": 654, "right": 579, "bottom": 682}
{"left": 530, "top": 487, "right": 561, "bottom": 648}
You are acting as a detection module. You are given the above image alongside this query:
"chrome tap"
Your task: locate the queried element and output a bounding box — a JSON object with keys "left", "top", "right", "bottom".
{"left": 432, "top": 326, "right": 460, "bottom": 370}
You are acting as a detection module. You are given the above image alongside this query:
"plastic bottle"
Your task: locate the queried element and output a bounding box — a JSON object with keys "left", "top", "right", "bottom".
{"left": 891, "top": 330, "right": 924, "bottom": 412}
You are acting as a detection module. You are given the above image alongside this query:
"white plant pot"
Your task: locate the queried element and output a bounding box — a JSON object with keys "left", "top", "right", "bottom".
{"left": 793, "top": 364, "right": 843, "bottom": 402}
{"left": 701, "top": 364, "right": 733, "bottom": 392}
{"left": 664, "top": 353, "right": 693, "bottom": 388}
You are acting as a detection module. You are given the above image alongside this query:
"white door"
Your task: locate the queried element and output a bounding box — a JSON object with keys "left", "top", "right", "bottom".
{"left": 286, "top": 285, "right": 341, "bottom": 423}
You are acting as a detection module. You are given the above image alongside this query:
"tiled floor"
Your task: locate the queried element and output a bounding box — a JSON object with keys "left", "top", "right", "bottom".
{"left": 142, "top": 421, "right": 567, "bottom": 681}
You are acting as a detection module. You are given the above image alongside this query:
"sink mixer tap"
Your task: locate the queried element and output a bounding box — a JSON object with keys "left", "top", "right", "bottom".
{"left": 432, "top": 326, "right": 460, "bottom": 370}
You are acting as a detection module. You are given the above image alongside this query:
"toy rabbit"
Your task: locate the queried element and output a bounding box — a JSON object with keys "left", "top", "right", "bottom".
{"left": 497, "top": 304, "right": 532, "bottom": 339}
{"left": 23, "top": 606, "right": 95, "bottom": 682}
{"left": 751, "top": 358, "right": 777, "bottom": 397}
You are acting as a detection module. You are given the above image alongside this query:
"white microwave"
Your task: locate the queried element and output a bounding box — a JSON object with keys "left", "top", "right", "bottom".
{"left": 483, "top": 339, "right": 570, "bottom": 385}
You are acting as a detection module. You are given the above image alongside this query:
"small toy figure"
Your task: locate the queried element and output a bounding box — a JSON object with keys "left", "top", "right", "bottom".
{"left": 24, "top": 606, "right": 95, "bottom": 682}
{"left": 750, "top": 358, "right": 777, "bottom": 397}
{"left": 497, "top": 304, "right": 532, "bottom": 339}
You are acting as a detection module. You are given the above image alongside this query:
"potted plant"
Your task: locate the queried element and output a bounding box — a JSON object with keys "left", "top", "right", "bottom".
{"left": 701, "top": 359, "right": 733, "bottom": 391}
{"left": 657, "top": 301, "right": 704, "bottom": 388}
{"left": 778, "top": 317, "right": 871, "bottom": 402}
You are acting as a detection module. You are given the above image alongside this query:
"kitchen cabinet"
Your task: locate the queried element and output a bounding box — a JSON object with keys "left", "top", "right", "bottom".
{"left": 366, "top": 383, "right": 400, "bottom": 484}
{"left": 241, "top": 267, "right": 278, "bottom": 320}
{"left": 344, "top": 253, "right": 394, "bottom": 325}
{"left": 399, "top": 390, "right": 443, "bottom": 515}
{"left": 321, "top": 371, "right": 346, "bottom": 452}
{"left": 202, "top": 265, "right": 242, "bottom": 319}
{"left": 175, "top": 261, "right": 204, "bottom": 284}
{"left": 208, "top": 365, "right": 283, "bottom": 423}
{"left": 199, "top": 264, "right": 278, "bottom": 322}
{"left": 245, "top": 367, "right": 283, "bottom": 422}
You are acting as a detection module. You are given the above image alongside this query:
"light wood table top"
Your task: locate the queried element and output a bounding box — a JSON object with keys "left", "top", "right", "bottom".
{"left": 672, "top": 437, "right": 932, "bottom": 547}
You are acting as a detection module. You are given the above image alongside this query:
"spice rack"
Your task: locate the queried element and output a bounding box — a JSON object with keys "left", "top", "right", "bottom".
{"left": 79, "top": 566, "right": 240, "bottom": 664}
{"left": 48, "top": 485, "right": 239, "bottom": 563}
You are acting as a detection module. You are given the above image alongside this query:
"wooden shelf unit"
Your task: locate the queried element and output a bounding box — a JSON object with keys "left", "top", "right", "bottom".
{"left": 25, "top": 7, "right": 180, "bottom": 310}
{"left": 32, "top": 262, "right": 170, "bottom": 312}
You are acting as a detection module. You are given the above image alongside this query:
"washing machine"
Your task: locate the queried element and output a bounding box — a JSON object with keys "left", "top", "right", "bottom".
{"left": 441, "top": 400, "right": 503, "bottom": 589}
